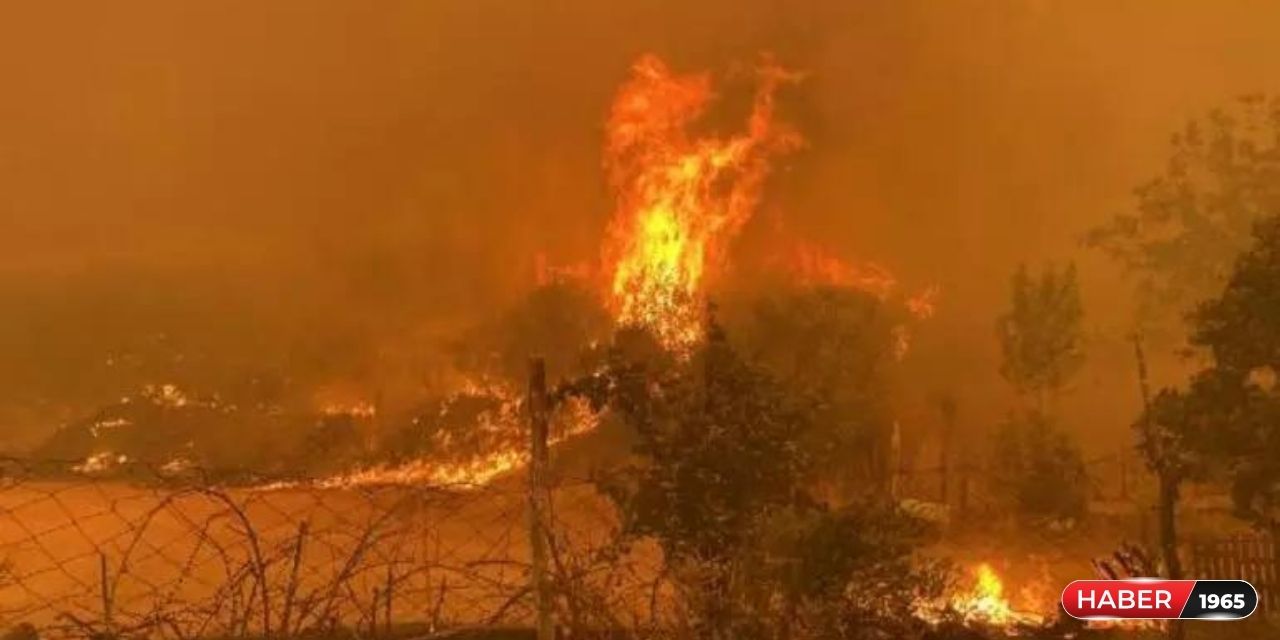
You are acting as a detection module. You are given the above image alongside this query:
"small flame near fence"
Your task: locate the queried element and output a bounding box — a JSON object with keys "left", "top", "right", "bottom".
{"left": 950, "top": 563, "right": 1046, "bottom": 627}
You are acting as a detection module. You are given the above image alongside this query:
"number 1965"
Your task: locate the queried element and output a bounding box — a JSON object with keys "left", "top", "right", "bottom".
{"left": 1199, "top": 593, "right": 1247, "bottom": 609}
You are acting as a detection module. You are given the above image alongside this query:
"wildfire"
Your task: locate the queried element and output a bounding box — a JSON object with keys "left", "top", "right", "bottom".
{"left": 321, "top": 402, "right": 377, "bottom": 418}
{"left": 778, "top": 239, "right": 940, "bottom": 359}
{"left": 275, "top": 56, "right": 941, "bottom": 492}
{"left": 950, "top": 563, "right": 1045, "bottom": 627}
{"left": 283, "top": 391, "right": 601, "bottom": 491}
{"left": 602, "top": 54, "right": 802, "bottom": 349}
{"left": 314, "top": 448, "right": 527, "bottom": 489}
{"left": 788, "top": 240, "right": 899, "bottom": 299}
{"left": 785, "top": 240, "right": 940, "bottom": 318}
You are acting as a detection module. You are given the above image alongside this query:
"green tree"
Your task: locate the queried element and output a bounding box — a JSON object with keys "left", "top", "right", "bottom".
{"left": 1160, "top": 215, "right": 1280, "bottom": 532}
{"left": 988, "top": 413, "right": 1089, "bottom": 526}
{"left": 600, "top": 323, "right": 812, "bottom": 637}
{"left": 739, "top": 286, "right": 899, "bottom": 497}
{"left": 995, "top": 263, "right": 1085, "bottom": 413}
{"left": 1138, "top": 380, "right": 1211, "bottom": 581}
{"left": 991, "top": 264, "right": 1088, "bottom": 526}
{"left": 598, "top": 319, "right": 941, "bottom": 639}
{"left": 1085, "top": 98, "right": 1280, "bottom": 611}
{"left": 1086, "top": 95, "right": 1280, "bottom": 336}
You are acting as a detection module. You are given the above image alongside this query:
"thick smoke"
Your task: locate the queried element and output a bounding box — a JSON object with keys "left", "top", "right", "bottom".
{"left": 3, "top": 1, "right": 1280, "bottom": 451}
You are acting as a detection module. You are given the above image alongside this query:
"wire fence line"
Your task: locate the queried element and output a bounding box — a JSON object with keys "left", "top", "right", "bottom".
{"left": 892, "top": 450, "right": 1149, "bottom": 511}
{"left": 0, "top": 457, "right": 668, "bottom": 640}
{"left": 0, "top": 448, "right": 1229, "bottom": 639}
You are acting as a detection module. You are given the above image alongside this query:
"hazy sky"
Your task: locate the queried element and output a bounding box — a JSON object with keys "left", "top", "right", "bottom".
{"left": 3, "top": 1, "right": 1280, "bottom": 445}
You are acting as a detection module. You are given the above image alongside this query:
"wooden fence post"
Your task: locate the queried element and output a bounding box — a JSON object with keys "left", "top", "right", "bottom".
{"left": 99, "top": 552, "right": 113, "bottom": 637}
{"left": 528, "top": 357, "right": 554, "bottom": 640}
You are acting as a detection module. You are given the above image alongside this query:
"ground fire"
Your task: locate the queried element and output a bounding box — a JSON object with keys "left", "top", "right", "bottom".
{"left": 950, "top": 563, "right": 1046, "bottom": 628}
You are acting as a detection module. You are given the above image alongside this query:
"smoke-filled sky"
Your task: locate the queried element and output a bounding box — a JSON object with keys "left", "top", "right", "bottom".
{"left": 3, "top": 1, "right": 1280, "bottom": 447}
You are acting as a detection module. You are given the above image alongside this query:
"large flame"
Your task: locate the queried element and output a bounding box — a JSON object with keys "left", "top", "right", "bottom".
{"left": 602, "top": 54, "right": 801, "bottom": 349}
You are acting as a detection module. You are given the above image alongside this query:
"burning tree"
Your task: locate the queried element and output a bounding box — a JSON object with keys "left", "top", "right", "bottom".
{"left": 602, "top": 54, "right": 802, "bottom": 350}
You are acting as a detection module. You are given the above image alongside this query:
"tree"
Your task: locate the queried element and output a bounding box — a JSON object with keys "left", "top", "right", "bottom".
{"left": 1138, "top": 381, "right": 1208, "bottom": 582}
{"left": 738, "top": 286, "right": 900, "bottom": 498}
{"left": 597, "top": 319, "right": 941, "bottom": 639}
{"left": 995, "top": 263, "right": 1085, "bottom": 413}
{"left": 1125, "top": 214, "right": 1280, "bottom": 612}
{"left": 1162, "top": 214, "right": 1280, "bottom": 532}
{"left": 988, "top": 412, "right": 1089, "bottom": 526}
{"left": 991, "top": 264, "right": 1088, "bottom": 526}
{"left": 1086, "top": 95, "right": 1280, "bottom": 336}
{"left": 453, "top": 282, "right": 612, "bottom": 385}
{"left": 600, "top": 321, "right": 812, "bottom": 637}
{"left": 1128, "top": 332, "right": 1195, "bottom": 588}
{"left": 1084, "top": 97, "right": 1280, "bottom": 640}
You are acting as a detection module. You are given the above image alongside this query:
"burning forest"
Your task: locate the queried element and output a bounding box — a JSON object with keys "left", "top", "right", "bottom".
{"left": 5, "top": 3, "right": 1280, "bottom": 640}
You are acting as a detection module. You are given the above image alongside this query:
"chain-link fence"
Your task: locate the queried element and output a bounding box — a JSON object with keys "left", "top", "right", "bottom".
{"left": 0, "top": 458, "right": 667, "bottom": 639}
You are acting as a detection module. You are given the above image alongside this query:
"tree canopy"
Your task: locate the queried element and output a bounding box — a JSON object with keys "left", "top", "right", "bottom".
{"left": 1086, "top": 95, "right": 1280, "bottom": 334}
{"left": 995, "top": 263, "right": 1085, "bottom": 408}
{"left": 1147, "top": 214, "right": 1280, "bottom": 530}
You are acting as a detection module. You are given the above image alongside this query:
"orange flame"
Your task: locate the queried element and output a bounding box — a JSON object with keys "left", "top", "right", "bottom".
{"left": 786, "top": 240, "right": 899, "bottom": 299}
{"left": 950, "top": 563, "right": 1044, "bottom": 627}
{"left": 268, "top": 386, "right": 601, "bottom": 491}
{"left": 906, "top": 285, "right": 940, "bottom": 320}
{"left": 602, "top": 54, "right": 801, "bottom": 349}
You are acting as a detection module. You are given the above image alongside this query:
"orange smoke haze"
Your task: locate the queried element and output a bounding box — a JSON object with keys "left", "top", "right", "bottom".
{"left": 4, "top": 1, "right": 1280, "bottom": 451}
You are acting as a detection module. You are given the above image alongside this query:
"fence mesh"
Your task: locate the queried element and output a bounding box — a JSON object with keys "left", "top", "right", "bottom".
{"left": 0, "top": 449, "right": 1251, "bottom": 638}
{"left": 0, "top": 458, "right": 665, "bottom": 639}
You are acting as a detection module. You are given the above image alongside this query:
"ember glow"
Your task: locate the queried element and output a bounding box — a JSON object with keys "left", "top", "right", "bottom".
{"left": 602, "top": 54, "right": 802, "bottom": 349}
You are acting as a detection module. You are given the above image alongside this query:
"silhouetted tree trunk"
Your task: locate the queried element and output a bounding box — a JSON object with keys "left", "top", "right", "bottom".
{"left": 1133, "top": 335, "right": 1183, "bottom": 640}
